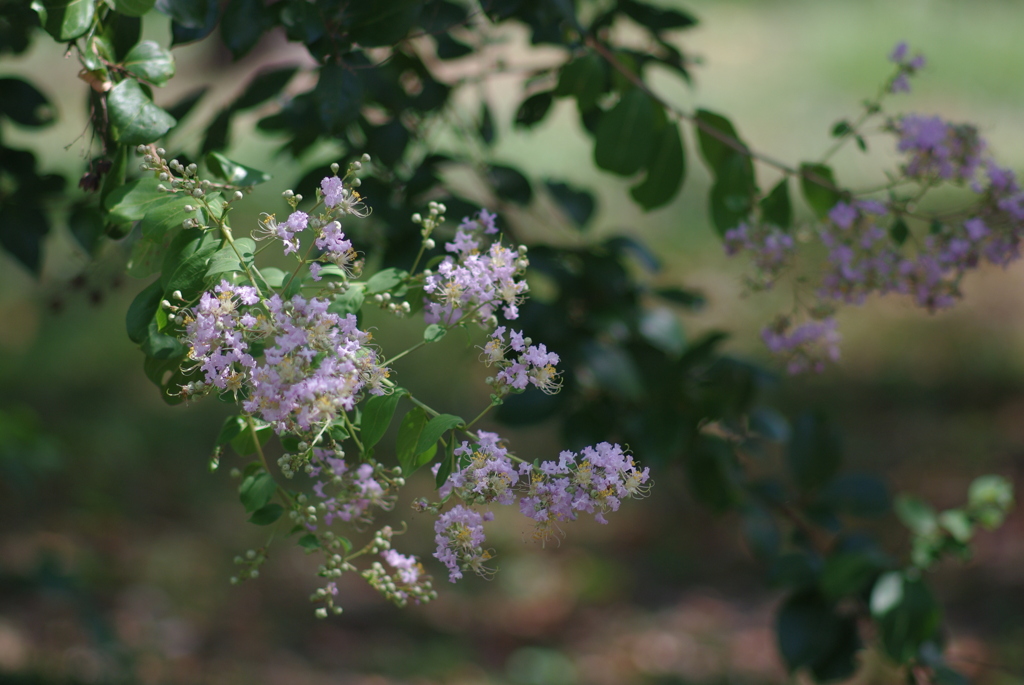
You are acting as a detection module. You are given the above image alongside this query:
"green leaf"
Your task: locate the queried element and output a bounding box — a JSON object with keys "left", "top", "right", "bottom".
{"left": 107, "top": 79, "right": 176, "bottom": 145}
{"left": 365, "top": 267, "right": 407, "bottom": 294}
{"left": 741, "top": 505, "right": 780, "bottom": 559}
{"left": 0, "top": 78, "right": 55, "bottom": 128}
{"left": 163, "top": 240, "right": 218, "bottom": 300}
{"left": 820, "top": 550, "right": 888, "bottom": 602}
{"left": 139, "top": 195, "right": 191, "bottom": 241}
{"left": 870, "top": 571, "right": 904, "bottom": 616}
{"left": 416, "top": 414, "right": 464, "bottom": 457}
{"left": 205, "top": 151, "right": 271, "bottom": 186}
{"left": 545, "top": 180, "right": 595, "bottom": 228}
{"left": 630, "top": 121, "right": 685, "bottom": 210}
{"left": 618, "top": 0, "right": 697, "bottom": 31}
{"left": 215, "top": 415, "right": 246, "bottom": 446}
{"left": 328, "top": 286, "right": 364, "bottom": 316}
{"left": 396, "top": 407, "right": 435, "bottom": 476}
{"left": 555, "top": 53, "right": 606, "bottom": 111}
{"left": 315, "top": 64, "right": 363, "bottom": 135}
{"left": 787, "top": 412, "right": 842, "bottom": 492}
{"left": 32, "top": 0, "right": 95, "bottom": 41}
{"left": 760, "top": 177, "right": 792, "bottom": 229}
{"left": 487, "top": 164, "right": 533, "bottom": 205}
{"left": 695, "top": 109, "right": 754, "bottom": 182}
{"left": 800, "top": 163, "right": 842, "bottom": 219}
{"left": 248, "top": 503, "right": 283, "bottom": 525}
{"left": 594, "top": 88, "right": 660, "bottom": 176}
{"left": 239, "top": 471, "right": 276, "bottom": 512}
{"left": 638, "top": 305, "right": 685, "bottom": 356}
{"left": 777, "top": 590, "right": 861, "bottom": 681}
{"left": 684, "top": 436, "right": 741, "bottom": 513}
{"left": 205, "top": 238, "right": 255, "bottom": 277}
{"left": 220, "top": 0, "right": 272, "bottom": 58}
{"left": 423, "top": 324, "right": 447, "bottom": 343}
{"left": 106, "top": 177, "right": 165, "bottom": 222}
{"left": 230, "top": 421, "right": 272, "bottom": 456}
{"left": 890, "top": 218, "right": 909, "bottom": 245}
{"left": 114, "top": 0, "right": 155, "bottom": 15}
{"left": 938, "top": 509, "right": 973, "bottom": 543}
{"left": 360, "top": 390, "right": 406, "bottom": 452}
{"left": 435, "top": 436, "right": 456, "bottom": 489}
{"left": 895, "top": 495, "right": 938, "bottom": 536}
{"left": 514, "top": 91, "right": 554, "bottom": 128}
{"left": 126, "top": 279, "right": 164, "bottom": 344}
{"left": 820, "top": 473, "right": 889, "bottom": 517}
{"left": 122, "top": 40, "right": 176, "bottom": 87}
{"left": 297, "top": 533, "right": 320, "bottom": 550}
{"left": 872, "top": 573, "right": 942, "bottom": 663}
{"left": 68, "top": 205, "right": 105, "bottom": 254}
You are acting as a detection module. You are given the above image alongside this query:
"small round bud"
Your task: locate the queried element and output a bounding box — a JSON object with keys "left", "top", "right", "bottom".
{"left": 294, "top": 194, "right": 303, "bottom": 202}
{"left": 283, "top": 189, "right": 294, "bottom": 199}
{"left": 184, "top": 205, "right": 194, "bottom": 212}
{"left": 315, "top": 608, "right": 328, "bottom": 619}
{"left": 156, "top": 148, "right": 166, "bottom": 156}
{"left": 361, "top": 153, "right": 371, "bottom": 162}
{"left": 350, "top": 178, "right": 361, "bottom": 188}
{"left": 330, "top": 162, "right": 340, "bottom": 173}
{"left": 411, "top": 213, "right": 422, "bottom": 224}
{"left": 233, "top": 191, "right": 244, "bottom": 201}
{"left": 424, "top": 238, "right": 435, "bottom": 249}
{"left": 172, "top": 290, "right": 183, "bottom": 300}
{"left": 136, "top": 145, "right": 147, "bottom": 154}
{"left": 437, "top": 203, "right": 446, "bottom": 214}
{"left": 192, "top": 188, "right": 204, "bottom": 198}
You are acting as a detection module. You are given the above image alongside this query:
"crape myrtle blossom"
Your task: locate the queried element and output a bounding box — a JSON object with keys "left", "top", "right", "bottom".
{"left": 888, "top": 41, "right": 926, "bottom": 94}
{"left": 423, "top": 210, "right": 529, "bottom": 326}
{"left": 361, "top": 549, "right": 436, "bottom": 607}
{"left": 438, "top": 431, "right": 519, "bottom": 506}
{"left": 433, "top": 504, "right": 494, "bottom": 582}
{"left": 891, "top": 114, "right": 985, "bottom": 182}
{"left": 723, "top": 222, "right": 795, "bottom": 287}
{"left": 182, "top": 281, "right": 389, "bottom": 437}
{"left": 481, "top": 326, "right": 562, "bottom": 395}
{"left": 761, "top": 317, "right": 842, "bottom": 375}
{"left": 307, "top": 448, "right": 397, "bottom": 528}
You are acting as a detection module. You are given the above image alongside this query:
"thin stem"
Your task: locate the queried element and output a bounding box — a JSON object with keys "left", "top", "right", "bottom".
{"left": 386, "top": 339, "right": 429, "bottom": 365}
{"left": 343, "top": 412, "right": 364, "bottom": 453}
{"left": 464, "top": 401, "right": 498, "bottom": 430}
{"left": 248, "top": 416, "right": 295, "bottom": 508}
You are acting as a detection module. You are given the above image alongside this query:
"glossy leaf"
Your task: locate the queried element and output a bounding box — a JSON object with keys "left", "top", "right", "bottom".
{"left": 514, "top": 91, "right": 554, "bottom": 128}
{"left": 126, "top": 279, "right": 164, "bottom": 344}
{"left": 122, "top": 41, "right": 176, "bottom": 87}
{"left": 630, "top": 121, "right": 685, "bottom": 210}
{"left": 230, "top": 421, "right": 272, "bottom": 456}
{"left": 206, "top": 151, "right": 271, "bottom": 186}
{"left": 594, "top": 89, "right": 659, "bottom": 176}
{"left": 360, "top": 390, "right": 406, "bottom": 452}
{"left": 32, "top": 0, "right": 94, "bottom": 41}
{"left": 695, "top": 109, "right": 754, "bottom": 182}
{"left": 107, "top": 79, "right": 176, "bottom": 145}
{"left": 365, "top": 267, "right": 407, "bottom": 294}
{"left": 215, "top": 415, "right": 246, "bottom": 446}
{"left": 423, "top": 324, "right": 447, "bottom": 343}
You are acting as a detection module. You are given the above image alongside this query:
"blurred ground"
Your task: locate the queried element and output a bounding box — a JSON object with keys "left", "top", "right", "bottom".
{"left": 2, "top": 1, "right": 1024, "bottom": 683}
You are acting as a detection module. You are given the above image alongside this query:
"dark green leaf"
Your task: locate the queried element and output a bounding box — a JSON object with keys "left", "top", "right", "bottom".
{"left": 165, "top": 0, "right": 219, "bottom": 45}
{"left": 0, "top": 78, "right": 55, "bottom": 127}
{"left": 777, "top": 591, "right": 861, "bottom": 681}
{"left": 594, "top": 88, "right": 660, "bottom": 176}
{"left": 630, "top": 121, "right": 686, "bottom": 210}
{"left": 201, "top": 108, "right": 231, "bottom": 155}
{"left": 297, "top": 533, "right": 321, "bottom": 550}
{"left": 360, "top": 390, "right": 406, "bottom": 451}
{"left": 346, "top": 0, "right": 421, "bottom": 46}
{"left": 416, "top": 414, "right": 464, "bottom": 457}
{"left": 107, "top": 79, "right": 176, "bottom": 145}
{"left": 139, "top": 195, "right": 191, "bottom": 240}
{"left": 106, "top": 177, "right": 165, "bottom": 222}
{"left": 479, "top": 100, "right": 496, "bottom": 146}
{"left": 0, "top": 201, "right": 49, "bottom": 273}
{"left": 163, "top": 240, "right": 218, "bottom": 300}
{"left": 68, "top": 205, "right": 104, "bottom": 254}
{"left": 205, "top": 238, "right": 255, "bottom": 277}
{"left": 741, "top": 504, "right": 780, "bottom": 559}
{"left": 890, "top": 218, "right": 909, "bottom": 245}
{"left": 488, "top": 164, "right": 533, "bottom": 205}
{"left": 396, "top": 407, "right": 435, "bottom": 476}
{"left": 788, "top": 412, "right": 842, "bottom": 492}
{"left": 820, "top": 550, "right": 888, "bottom": 602}
{"left": 435, "top": 436, "right": 455, "bottom": 489}
{"left": 654, "top": 286, "right": 705, "bottom": 309}
{"left": 248, "top": 503, "right": 283, "bottom": 525}
{"left": 328, "top": 286, "right": 365, "bottom": 316}
{"left": 99, "top": 144, "right": 128, "bottom": 206}
{"left": 760, "top": 177, "right": 792, "bottom": 229}
{"left": 122, "top": 41, "right": 176, "bottom": 87}
{"left": 114, "top": 0, "right": 155, "bottom": 16}
{"left": 820, "top": 473, "right": 889, "bottom": 518}
{"left": 315, "top": 64, "right": 363, "bottom": 135}
{"left": 695, "top": 109, "right": 754, "bottom": 182}
{"left": 871, "top": 573, "right": 942, "bottom": 663}
{"left": 685, "top": 436, "right": 740, "bottom": 513}
{"left": 231, "top": 67, "right": 298, "bottom": 111}
{"left": 165, "top": 87, "right": 207, "bottom": 123}
{"left": 545, "top": 180, "right": 595, "bottom": 228}
{"left": 514, "top": 91, "right": 554, "bottom": 128}
{"left": 239, "top": 471, "right": 277, "bottom": 512}
{"left": 126, "top": 279, "right": 164, "bottom": 344}
{"left": 215, "top": 415, "right": 246, "bottom": 446}
{"left": 800, "top": 163, "right": 842, "bottom": 219}
{"left": 220, "top": 0, "right": 272, "bottom": 59}
{"left": 582, "top": 340, "right": 644, "bottom": 401}
{"left": 830, "top": 120, "right": 851, "bottom": 137}
{"left": 709, "top": 168, "right": 755, "bottom": 235}
{"left": 770, "top": 552, "right": 822, "bottom": 590}
{"left": 230, "top": 421, "right": 272, "bottom": 456}
{"left": 555, "top": 53, "right": 606, "bottom": 111}
{"left": 205, "top": 151, "right": 271, "bottom": 186}
{"left": 32, "top": 0, "right": 94, "bottom": 40}
{"left": 618, "top": 0, "right": 697, "bottom": 31}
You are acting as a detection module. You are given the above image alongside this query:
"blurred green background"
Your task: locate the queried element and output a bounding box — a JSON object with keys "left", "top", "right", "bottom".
{"left": 2, "top": 0, "right": 1023, "bottom": 683}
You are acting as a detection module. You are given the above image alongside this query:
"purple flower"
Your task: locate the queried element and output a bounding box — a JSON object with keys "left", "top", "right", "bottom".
{"left": 433, "top": 505, "right": 494, "bottom": 582}
{"left": 761, "top": 318, "right": 841, "bottom": 374}
{"left": 829, "top": 202, "right": 859, "bottom": 230}
{"left": 889, "top": 42, "right": 909, "bottom": 63}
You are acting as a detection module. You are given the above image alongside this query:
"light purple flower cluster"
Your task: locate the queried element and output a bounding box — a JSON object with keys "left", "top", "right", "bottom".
{"left": 365, "top": 549, "right": 435, "bottom": 606}
{"left": 888, "top": 41, "right": 925, "bottom": 94}
{"left": 183, "top": 281, "right": 260, "bottom": 393}
{"left": 439, "top": 430, "right": 519, "bottom": 506}
{"left": 423, "top": 210, "right": 529, "bottom": 326}
{"left": 723, "top": 222, "right": 795, "bottom": 287}
{"left": 310, "top": 220, "right": 358, "bottom": 281}
{"left": 893, "top": 115, "right": 984, "bottom": 182}
{"left": 183, "top": 281, "right": 389, "bottom": 436}
{"left": 481, "top": 326, "right": 562, "bottom": 395}
{"left": 433, "top": 504, "right": 494, "bottom": 582}
{"left": 257, "top": 211, "right": 308, "bottom": 255}
{"left": 518, "top": 442, "right": 650, "bottom": 537}
{"left": 818, "top": 200, "right": 901, "bottom": 305}
{"left": 308, "top": 449, "right": 396, "bottom": 528}
{"left": 321, "top": 176, "right": 368, "bottom": 216}
{"left": 761, "top": 317, "right": 841, "bottom": 375}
